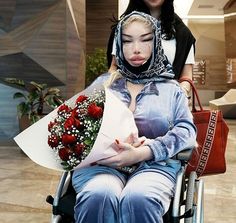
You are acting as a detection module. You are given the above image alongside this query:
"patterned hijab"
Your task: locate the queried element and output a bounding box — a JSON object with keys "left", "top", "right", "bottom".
{"left": 114, "top": 11, "right": 174, "bottom": 84}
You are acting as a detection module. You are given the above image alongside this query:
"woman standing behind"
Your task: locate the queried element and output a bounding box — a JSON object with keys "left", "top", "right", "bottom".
{"left": 107, "top": 0, "right": 195, "bottom": 97}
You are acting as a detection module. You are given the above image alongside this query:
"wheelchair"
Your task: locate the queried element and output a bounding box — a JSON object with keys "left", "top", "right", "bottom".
{"left": 46, "top": 149, "right": 204, "bottom": 223}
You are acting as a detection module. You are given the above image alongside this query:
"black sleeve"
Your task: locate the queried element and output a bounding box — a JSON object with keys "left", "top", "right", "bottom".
{"left": 172, "top": 14, "right": 196, "bottom": 79}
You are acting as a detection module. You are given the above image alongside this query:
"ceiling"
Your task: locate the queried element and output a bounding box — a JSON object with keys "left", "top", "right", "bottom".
{"left": 188, "top": 0, "right": 230, "bottom": 15}
{"left": 120, "top": 1, "right": 233, "bottom": 18}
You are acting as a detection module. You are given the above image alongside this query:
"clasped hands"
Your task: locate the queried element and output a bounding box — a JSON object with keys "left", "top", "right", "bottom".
{"left": 97, "top": 135, "right": 153, "bottom": 168}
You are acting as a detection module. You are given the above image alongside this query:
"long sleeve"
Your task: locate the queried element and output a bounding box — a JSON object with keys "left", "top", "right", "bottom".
{"left": 147, "top": 85, "right": 197, "bottom": 161}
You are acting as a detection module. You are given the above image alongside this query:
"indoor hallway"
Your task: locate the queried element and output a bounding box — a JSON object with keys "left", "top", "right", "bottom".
{"left": 0, "top": 119, "right": 235, "bottom": 223}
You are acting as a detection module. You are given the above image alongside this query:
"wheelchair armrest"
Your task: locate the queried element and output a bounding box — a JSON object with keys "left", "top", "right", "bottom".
{"left": 175, "top": 149, "right": 192, "bottom": 162}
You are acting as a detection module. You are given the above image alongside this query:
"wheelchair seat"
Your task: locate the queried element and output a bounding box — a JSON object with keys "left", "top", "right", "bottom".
{"left": 46, "top": 149, "right": 204, "bottom": 223}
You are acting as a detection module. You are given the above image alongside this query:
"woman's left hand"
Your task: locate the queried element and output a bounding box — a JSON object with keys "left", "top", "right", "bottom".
{"left": 97, "top": 139, "right": 153, "bottom": 168}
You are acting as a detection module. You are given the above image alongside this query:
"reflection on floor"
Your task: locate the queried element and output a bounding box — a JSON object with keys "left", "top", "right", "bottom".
{"left": 0, "top": 119, "right": 235, "bottom": 223}
{"left": 0, "top": 148, "right": 61, "bottom": 223}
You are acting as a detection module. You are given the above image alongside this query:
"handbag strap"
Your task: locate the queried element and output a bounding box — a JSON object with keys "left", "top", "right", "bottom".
{"left": 179, "top": 78, "right": 218, "bottom": 176}
{"left": 195, "top": 110, "right": 218, "bottom": 176}
{"left": 179, "top": 77, "right": 203, "bottom": 112}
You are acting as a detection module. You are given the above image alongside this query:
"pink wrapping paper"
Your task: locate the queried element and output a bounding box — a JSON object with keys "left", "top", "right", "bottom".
{"left": 14, "top": 87, "right": 138, "bottom": 171}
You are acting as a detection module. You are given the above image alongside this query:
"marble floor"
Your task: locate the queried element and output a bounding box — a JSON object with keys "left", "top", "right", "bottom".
{"left": 0, "top": 119, "right": 236, "bottom": 223}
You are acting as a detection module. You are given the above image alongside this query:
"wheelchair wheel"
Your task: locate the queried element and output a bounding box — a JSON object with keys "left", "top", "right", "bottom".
{"left": 184, "top": 171, "right": 197, "bottom": 223}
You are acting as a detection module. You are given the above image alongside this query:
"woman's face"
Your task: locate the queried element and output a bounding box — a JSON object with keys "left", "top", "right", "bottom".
{"left": 122, "top": 21, "right": 153, "bottom": 67}
{"left": 143, "top": 0, "right": 165, "bottom": 10}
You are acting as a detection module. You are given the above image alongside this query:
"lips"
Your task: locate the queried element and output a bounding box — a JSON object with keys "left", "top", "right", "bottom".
{"left": 130, "top": 56, "right": 145, "bottom": 65}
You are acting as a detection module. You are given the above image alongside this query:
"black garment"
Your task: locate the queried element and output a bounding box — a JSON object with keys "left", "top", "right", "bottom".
{"left": 173, "top": 14, "right": 195, "bottom": 79}
{"left": 106, "top": 13, "right": 196, "bottom": 80}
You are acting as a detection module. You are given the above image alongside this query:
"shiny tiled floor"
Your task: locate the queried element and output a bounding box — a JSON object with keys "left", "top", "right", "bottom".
{"left": 0, "top": 148, "right": 61, "bottom": 223}
{"left": 203, "top": 119, "right": 236, "bottom": 223}
{"left": 0, "top": 119, "right": 235, "bottom": 223}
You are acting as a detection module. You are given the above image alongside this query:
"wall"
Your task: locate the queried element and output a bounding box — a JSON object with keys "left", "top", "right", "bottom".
{"left": 67, "top": 0, "right": 86, "bottom": 94}
{"left": 187, "top": 1, "right": 236, "bottom": 105}
{"left": 224, "top": 0, "right": 236, "bottom": 86}
{"left": 0, "top": 0, "right": 85, "bottom": 142}
{"left": 188, "top": 20, "right": 228, "bottom": 90}
{"left": 188, "top": 19, "right": 230, "bottom": 105}
{"left": 0, "top": 0, "right": 117, "bottom": 143}
{"left": 86, "top": 0, "right": 118, "bottom": 55}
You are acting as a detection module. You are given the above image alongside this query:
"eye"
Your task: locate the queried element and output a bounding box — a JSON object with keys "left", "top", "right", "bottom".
{"left": 122, "top": 39, "right": 132, "bottom": 43}
{"left": 142, "top": 37, "right": 153, "bottom": 42}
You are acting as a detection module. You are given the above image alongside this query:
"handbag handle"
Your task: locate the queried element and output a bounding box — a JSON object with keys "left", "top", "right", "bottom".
{"left": 179, "top": 77, "right": 204, "bottom": 112}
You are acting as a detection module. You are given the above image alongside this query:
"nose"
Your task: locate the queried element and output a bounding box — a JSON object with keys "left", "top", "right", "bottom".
{"left": 133, "top": 41, "right": 140, "bottom": 54}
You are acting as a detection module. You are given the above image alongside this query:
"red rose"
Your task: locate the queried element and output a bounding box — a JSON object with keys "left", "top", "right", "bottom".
{"left": 64, "top": 116, "right": 81, "bottom": 130}
{"left": 58, "top": 104, "right": 71, "bottom": 113}
{"left": 71, "top": 108, "right": 78, "bottom": 118}
{"left": 74, "top": 118, "right": 81, "bottom": 128}
{"left": 74, "top": 144, "right": 85, "bottom": 156}
{"left": 58, "top": 147, "right": 71, "bottom": 161}
{"left": 87, "top": 103, "right": 103, "bottom": 119}
{"left": 76, "top": 95, "right": 88, "bottom": 103}
{"left": 48, "top": 121, "right": 55, "bottom": 131}
{"left": 64, "top": 117, "right": 75, "bottom": 129}
{"left": 48, "top": 135, "right": 59, "bottom": 147}
{"left": 71, "top": 110, "right": 81, "bottom": 128}
{"left": 62, "top": 134, "right": 77, "bottom": 145}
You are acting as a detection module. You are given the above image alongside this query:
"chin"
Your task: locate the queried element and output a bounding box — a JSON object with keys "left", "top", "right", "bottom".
{"left": 129, "top": 61, "right": 145, "bottom": 67}
{"left": 130, "top": 63, "right": 142, "bottom": 67}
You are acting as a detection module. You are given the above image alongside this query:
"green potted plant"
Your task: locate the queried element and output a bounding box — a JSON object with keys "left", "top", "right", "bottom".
{"left": 4, "top": 78, "right": 64, "bottom": 130}
{"left": 86, "top": 48, "right": 107, "bottom": 86}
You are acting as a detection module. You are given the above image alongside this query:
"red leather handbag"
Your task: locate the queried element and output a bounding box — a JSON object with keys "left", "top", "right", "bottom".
{"left": 179, "top": 78, "right": 229, "bottom": 177}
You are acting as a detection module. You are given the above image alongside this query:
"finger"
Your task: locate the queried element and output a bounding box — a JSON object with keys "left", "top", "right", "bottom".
{"left": 129, "top": 136, "right": 146, "bottom": 147}
{"left": 132, "top": 139, "right": 145, "bottom": 147}
{"left": 97, "top": 160, "right": 119, "bottom": 168}
{"left": 97, "top": 156, "right": 117, "bottom": 166}
{"left": 125, "top": 133, "right": 135, "bottom": 144}
{"left": 115, "top": 141, "right": 133, "bottom": 151}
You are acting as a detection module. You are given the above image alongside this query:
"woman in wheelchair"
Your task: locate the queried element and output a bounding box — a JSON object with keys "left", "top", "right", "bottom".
{"left": 72, "top": 11, "right": 197, "bottom": 223}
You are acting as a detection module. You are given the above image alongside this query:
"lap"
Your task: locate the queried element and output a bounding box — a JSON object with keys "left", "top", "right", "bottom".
{"left": 73, "top": 167, "right": 176, "bottom": 221}
{"left": 72, "top": 165, "right": 126, "bottom": 193}
{"left": 121, "top": 171, "right": 175, "bottom": 212}
{"left": 124, "top": 171, "right": 175, "bottom": 194}
{"left": 77, "top": 173, "right": 124, "bottom": 198}
{"left": 74, "top": 167, "right": 175, "bottom": 203}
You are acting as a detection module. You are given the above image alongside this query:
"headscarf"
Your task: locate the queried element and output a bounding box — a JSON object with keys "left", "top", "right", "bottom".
{"left": 114, "top": 11, "right": 175, "bottom": 84}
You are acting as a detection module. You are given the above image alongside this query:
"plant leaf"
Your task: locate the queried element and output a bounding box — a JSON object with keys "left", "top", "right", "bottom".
{"left": 30, "top": 81, "right": 47, "bottom": 91}
{"left": 13, "top": 92, "right": 26, "bottom": 99}
{"left": 4, "top": 78, "right": 26, "bottom": 87}
{"left": 30, "top": 114, "right": 40, "bottom": 124}
{"left": 17, "top": 102, "right": 30, "bottom": 117}
{"left": 44, "top": 95, "right": 58, "bottom": 108}
{"left": 84, "top": 139, "right": 92, "bottom": 146}
{"left": 47, "top": 88, "right": 61, "bottom": 95}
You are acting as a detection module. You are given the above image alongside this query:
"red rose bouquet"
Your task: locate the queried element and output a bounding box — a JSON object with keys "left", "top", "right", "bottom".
{"left": 14, "top": 87, "right": 138, "bottom": 172}
{"left": 47, "top": 90, "right": 105, "bottom": 170}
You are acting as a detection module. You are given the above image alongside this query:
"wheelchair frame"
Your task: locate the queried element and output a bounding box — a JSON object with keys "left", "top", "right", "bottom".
{"left": 47, "top": 150, "right": 204, "bottom": 223}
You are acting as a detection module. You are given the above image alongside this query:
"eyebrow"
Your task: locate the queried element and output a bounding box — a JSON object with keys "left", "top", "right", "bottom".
{"left": 122, "top": 32, "right": 153, "bottom": 38}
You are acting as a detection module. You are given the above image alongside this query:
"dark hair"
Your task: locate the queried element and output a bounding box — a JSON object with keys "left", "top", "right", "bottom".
{"left": 121, "top": 0, "right": 175, "bottom": 39}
